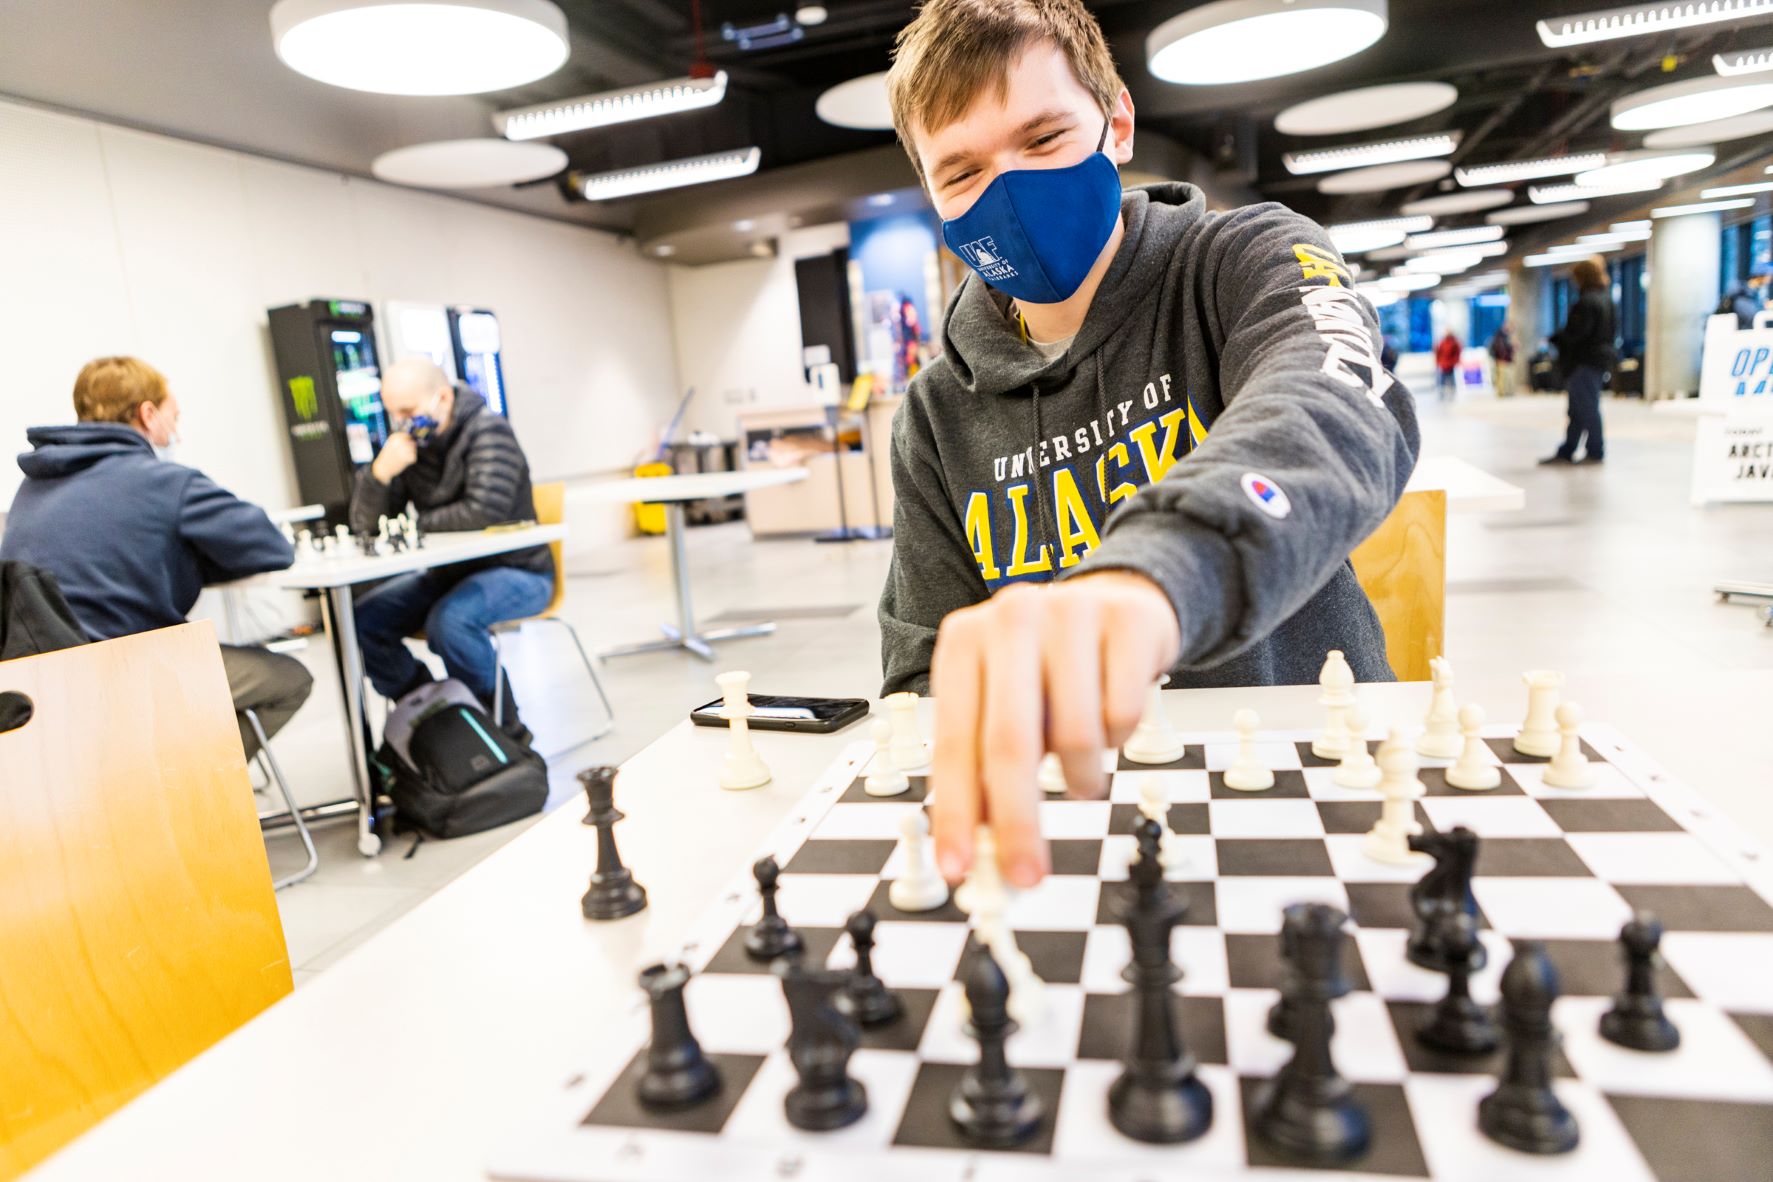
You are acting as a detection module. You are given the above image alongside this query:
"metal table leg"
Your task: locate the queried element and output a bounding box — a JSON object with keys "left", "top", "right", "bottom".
{"left": 320, "top": 587, "right": 382, "bottom": 856}
{"left": 600, "top": 502, "right": 775, "bottom": 662}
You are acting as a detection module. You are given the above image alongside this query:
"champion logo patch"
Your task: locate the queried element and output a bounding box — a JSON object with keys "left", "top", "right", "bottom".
{"left": 957, "top": 236, "right": 1018, "bottom": 281}
{"left": 1241, "top": 472, "right": 1291, "bottom": 519}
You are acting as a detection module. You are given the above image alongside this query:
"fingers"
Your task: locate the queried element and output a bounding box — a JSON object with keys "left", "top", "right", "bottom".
{"left": 929, "top": 610, "right": 982, "bottom": 883}
{"left": 1042, "top": 595, "right": 1107, "bottom": 801}
{"left": 980, "top": 587, "right": 1048, "bottom": 888}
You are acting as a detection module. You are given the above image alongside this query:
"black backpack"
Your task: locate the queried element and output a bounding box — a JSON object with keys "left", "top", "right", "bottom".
{"left": 374, "top": 681, "right": 548, "bottom": 839}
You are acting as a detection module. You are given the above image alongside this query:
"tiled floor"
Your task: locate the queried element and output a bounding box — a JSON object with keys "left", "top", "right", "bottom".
{"left": 259, "top": 388, "right": 1773, "bottom": 984}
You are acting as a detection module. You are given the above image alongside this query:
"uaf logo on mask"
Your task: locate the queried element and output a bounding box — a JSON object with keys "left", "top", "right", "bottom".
{"left": 958, "top": 236, "right": 1019, "bottom": 282}
{"left": 1241, "top": 472, "right": 1291, "bottom": 519}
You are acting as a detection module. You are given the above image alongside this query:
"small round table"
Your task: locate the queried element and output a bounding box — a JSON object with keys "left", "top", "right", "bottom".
{"left": 577, "top": 467, "right": 809, "bottom": 661}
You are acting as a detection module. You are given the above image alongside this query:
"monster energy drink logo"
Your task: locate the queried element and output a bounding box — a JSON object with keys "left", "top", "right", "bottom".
{"left": 288, "top": 375, "right": 318, "bottom": 420}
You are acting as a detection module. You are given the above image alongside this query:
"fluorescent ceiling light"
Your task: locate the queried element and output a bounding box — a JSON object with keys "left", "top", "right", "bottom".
{"left": 577, "top": 147, "right": 762, "bottom": 201}
{"left": 1283, "top": 132, "right": 1459, "bottom": 176}
{"left": 1524, "top": 253, "right": 1580, "bottom": 267}
{"left": 1400, "top": 189, "right": 1513, "bottom": 216}
{"left": 1575, "top": 148, "right": 1715, "bottom": 188}
{"left": 1465, "top": 271, "right": 1508, "bottom": 287}
{"left": 1404, "top": 224, "right": 1504, "bottom": 249}
{"left": 1612, "top": 219, "right": 1651, "bottom": 230}
{"left": 1578, "top": 229, "right": 1652, "bottom": 244}
{"left": 1529, "top": 178, "right": 1663, "bottom": 203}
{"left": 1537, "top": 1, "right": 1773, "bottom": 48}
{"left": 1379, "top": 272, "right": 1439, "bottom": 292}
{"left": 1702, "top": 180, "right": 1773, "bottom": 198}
{"left": 1651, "top": 197, "right": 1756, "bottom": 218}
{"left": 1643, "top": 110, "right": 1773, "bottom": 148}
{"left": 1611, "top": 74, "right": 1773, "bottom": 131}
{"left": 1546, "top": 242, "right": 1623, "bottom": 254}
{"left": 269, "top": 0, "right": 568, "bottom": 95}
{"left": 1147, "top": 0, "right": 1388, "bottom": 86}
{"left": 495, "top": 72, "right": 727, "bottom": 139}
{"left": 1455, "top": 152, "right": 1606, "bottom": 186}
{"left": 1403, "top": 251, "right": 1482, "bottom": 274}
{"left": 1276, "top": 81, "right": 1457, "bottom": 135}
{"left": 1317, "top": 160, "right": 1451, "bottom": 194}
{"left": 1487, "top": 200, "right": 1591, "bottom": 225}
{"left": 1326, "top": 214, "right": 1433, "bottom": 253}
{"left": 1357, "top": 285, "right": 1402, "bottom": 307}
{"left": 1716, "top": 47, "right": 1773, "bottom": 76}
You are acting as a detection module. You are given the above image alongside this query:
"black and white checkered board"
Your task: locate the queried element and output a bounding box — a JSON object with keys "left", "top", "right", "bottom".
{"left": 491, "top": 723, "right": 1773, "bottom": 1182}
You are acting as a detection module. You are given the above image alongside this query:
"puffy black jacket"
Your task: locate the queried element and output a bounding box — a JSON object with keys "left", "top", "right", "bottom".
{"left": 1554, "top": 288, "right": 1617, "bottom": 373}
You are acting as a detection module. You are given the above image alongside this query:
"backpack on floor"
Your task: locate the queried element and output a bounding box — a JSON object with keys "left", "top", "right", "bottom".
{"left": 374, "top": 679, "right": 547, "bottom": 839}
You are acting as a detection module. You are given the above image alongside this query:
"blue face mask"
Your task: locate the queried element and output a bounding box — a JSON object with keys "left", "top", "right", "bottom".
{"left": 940, "top": 120, "right": 1120, "bottom": 305}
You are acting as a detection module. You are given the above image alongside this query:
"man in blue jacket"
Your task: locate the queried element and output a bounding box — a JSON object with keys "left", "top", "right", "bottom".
{"left": 0, "top": 356, "right": 312, "bottom": 758}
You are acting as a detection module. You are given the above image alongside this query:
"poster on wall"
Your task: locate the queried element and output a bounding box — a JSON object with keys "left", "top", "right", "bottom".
{"left": 847, "top": 211, "right": 941, "bottom": 392}
{"left": 1690, "top": 311, "right": 1773, "bottom": 505}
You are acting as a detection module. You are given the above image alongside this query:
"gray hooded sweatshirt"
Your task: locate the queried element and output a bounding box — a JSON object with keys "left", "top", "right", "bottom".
{"left": 879, "top": 183, "right": 1419, "bottom": 694}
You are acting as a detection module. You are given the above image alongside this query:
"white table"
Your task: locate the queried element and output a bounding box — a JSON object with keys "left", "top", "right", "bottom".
{"left": 24, "top": 677, "right": 1773, "bottom": 1181}
{"left": 575, "top": 468, "right": 809, "bottom": 661}
{"left": 230, "top": 524, "right": 565, "bottom": 856}
{"left": 1404, "top": 455, "right": 1526, "bottom": 513}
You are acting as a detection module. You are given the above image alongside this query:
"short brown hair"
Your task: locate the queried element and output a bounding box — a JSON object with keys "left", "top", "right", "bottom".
{"left": 1571, "top": 257, "right": 1610, "bottom": 292}
{"left": 887, "top": 0, "right": 1124, "bottom": 176}
{"left": 72, "top": 356, "right": 169, "bottom": 425}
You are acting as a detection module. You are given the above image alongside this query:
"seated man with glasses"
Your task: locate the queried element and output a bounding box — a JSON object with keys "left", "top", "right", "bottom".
{"left": 351, "top": 358, "right": 553, "bottom": 744}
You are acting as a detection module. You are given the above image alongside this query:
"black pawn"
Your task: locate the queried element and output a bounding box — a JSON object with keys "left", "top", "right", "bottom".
{"left": 1479, "top": 941, "right": 1579, "bottom": 1155}
{"left": 778, "top": 960, "right": 867, "bottom": 1131}
{"left": 836, "top": 909, "right": 902, "bottom": 1026}
{"left": 951, "top": 946, "right": 1043, "bottom": 1147}
{"left": 1600, "top": 911, "right": 1680, "bottom": 1052}
{"left": 636, "top": 963, "right": 721, "bottom": 1109}
{"left": 1254, "top": 904, "right": 1370, "bottom": 1165}
{"left": 1108, "top": 819, "right": 1213, "bottom": 1144}
{"left": 744, "top": 856, "right": 804, "bottom": 961}
{"left": 1417, "top": 907, "right": 1499, "bottom": 1054}
{"left": 579, "top": 766, "right": 647, "bottom": 920}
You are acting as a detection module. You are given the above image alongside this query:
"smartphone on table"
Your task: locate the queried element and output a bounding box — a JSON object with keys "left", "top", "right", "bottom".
{"left": 689, "top": 693, "right": 870, "bottom": 735}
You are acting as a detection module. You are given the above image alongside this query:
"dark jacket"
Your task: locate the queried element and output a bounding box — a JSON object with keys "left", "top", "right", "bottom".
{"left": 0, "top": 560, "right": 87, "bottom": 660}
{"left": 880, "top": 184, "right": 1418, "bottom": 694}
{"left": 0, "top": 425, "right": 293, "bottom": 640}
{"left": 349, "top": 389, "right": 552, "bottom": 578}
{"left": 1554, "top": 288, "right": 1617, "bottom": 373}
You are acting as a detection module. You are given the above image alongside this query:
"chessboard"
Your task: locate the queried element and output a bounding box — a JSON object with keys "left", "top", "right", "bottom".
{"left": 490, "top": 722, "right": 1773, "bottom": 1182}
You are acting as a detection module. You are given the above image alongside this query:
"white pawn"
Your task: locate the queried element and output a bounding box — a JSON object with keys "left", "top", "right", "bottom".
{"left": 1365, "top": 729, "right": 1428, "bottom": 866}
{"left": 715, "top": 671, "right": 771, "bottom": 790}
{"left": 1515, "top": 669, "right": 1563, "bottom": 757}
{"left": 1541, "top": 702, "right": 1596, "bottom": 789}
{"left": 1445, "top": 703, "right": 1501, "bottom": 791}
{"left": 1332, "top": 707, "right": 1381, "bottom": 790}
{"left": 864, "top": 717, "right": 911, "bottom": 797}
{"left": 1123, "top": 675, "right": 1186, "bottom": 765}
{"left": 1313, "top": 650, "right": 1356, "bottom": 759}
{"left": 982, "top": 917, "right": 1046, "bottom": 1026}
{"left": 885, "top": 691, "right": 932, "bottom": 771}
{"left": 954, "top": 825, "right": 1006, "bottom": 918}
{"left": 1415, "top": 656, "right": 1462, "bottom": 760}
{"left": 1137, "top": 778, "right": 1186, "bottom": 870}
{"left": 889, "top": 809, "right": 949, "bottom": 912}
{"left": 1038, "top": 752, "right": 1068, "bottom": 796}
{"left": 1221, "top": 708, "right": 1274, "bottom": 792}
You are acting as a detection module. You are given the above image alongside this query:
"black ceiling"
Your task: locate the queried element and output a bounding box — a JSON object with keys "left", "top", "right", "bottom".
{"left": 494, "top": 1, "right": 1773, "bottom": 230}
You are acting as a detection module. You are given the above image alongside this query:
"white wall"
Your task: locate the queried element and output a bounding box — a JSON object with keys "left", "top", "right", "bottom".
{"left": 666, "top": 223, "right": 850, "bottom": 438}
{"left": 0, "top": 98, "right": 681, "bottom": 535}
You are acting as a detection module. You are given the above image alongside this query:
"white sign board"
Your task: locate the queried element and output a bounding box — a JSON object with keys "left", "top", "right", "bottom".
{"left": 1691, "top": 310, "right": 1773, "bottom": 505}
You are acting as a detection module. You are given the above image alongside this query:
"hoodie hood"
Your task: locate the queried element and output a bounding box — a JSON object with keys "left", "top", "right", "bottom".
{"left": 939, "top": 183, "right": 1206, "bottom": 398}
{"left": 18, "top": 423, "right": 155, "bottom": 480}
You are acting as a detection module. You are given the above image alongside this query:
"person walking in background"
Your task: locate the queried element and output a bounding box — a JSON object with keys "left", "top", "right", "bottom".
{"left": 1488, "top": 321, "right": 1517, "bottom": 397}
{"left": 1541, "top": 256, "right": 1617, "bottom": 466}
{"left": 1434, "top": 330, "right": 1462, "bottom": 401}
{"left": 1717, "top": 281, "right": 1760, "bottom": 330}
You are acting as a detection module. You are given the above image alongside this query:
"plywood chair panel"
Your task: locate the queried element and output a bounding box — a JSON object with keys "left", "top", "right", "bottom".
{"left": 1351, "top": 488, "right": 1447, "bottom": 683}
{"left": 0, "top": 622, "right": 291, "bottom": 1180}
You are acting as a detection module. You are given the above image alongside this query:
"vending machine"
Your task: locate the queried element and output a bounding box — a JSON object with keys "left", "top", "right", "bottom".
{"left": 447, "top": 306, "right": 510, "bottom": 418}
{"left": 267, "top": 299, "right": 392, "bottom": 522}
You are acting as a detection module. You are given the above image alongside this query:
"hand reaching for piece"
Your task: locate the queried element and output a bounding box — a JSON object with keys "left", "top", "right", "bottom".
{"left": 929, "top": 571, "right": 1181, "bottom": 889}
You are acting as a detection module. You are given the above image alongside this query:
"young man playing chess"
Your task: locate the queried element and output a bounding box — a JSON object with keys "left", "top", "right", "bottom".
{"left": 877, "top": 0, "right": 1419, "bottom": 889}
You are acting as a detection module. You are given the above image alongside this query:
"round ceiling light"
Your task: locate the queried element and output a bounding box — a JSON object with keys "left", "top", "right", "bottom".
{"left": 1610, "top": 73, "right": 1773, "bottom": 131}
{"left": 1316, "top": 159, "right": 1450, "bottom": 194}
{"left": 1485, "top": 200, "right": 1591, "bottom": 225}
{"left": 816, "top": 71, "right": 892, "bottom": 130}
{"left": 1363, "top": 244, "right": 1415, "bottom": 262}
{"left": 1275, "top": 81, "right": 1457, "bottom": 135}
{"left": 1574, "top": 148, "right": 1715, "bottom": 189}
{"left": 1400, "top": 188, "right": 1513, "bottom": 216}
{"left": 1147, "top": 0, "right": 1388, "bottom": 86}
{"left": 371, "top": 138, "right": 567, "bottom": 188}
{"left": 271, "top": 0, "right": 568, "bottom": 95}
{"left": 1643, "top": 109, "right": 1773, "bottom": 148}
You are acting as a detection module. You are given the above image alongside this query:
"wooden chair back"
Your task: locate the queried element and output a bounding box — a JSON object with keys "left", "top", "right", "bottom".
{"left": 532, "top": 480, "right": 567, "bottom": 619}
{"left": 1350, "top": 488, "right": 1447, "bottom": 683}
{"left": 0, "top": 622, "right": 291, "bottom": 1179}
